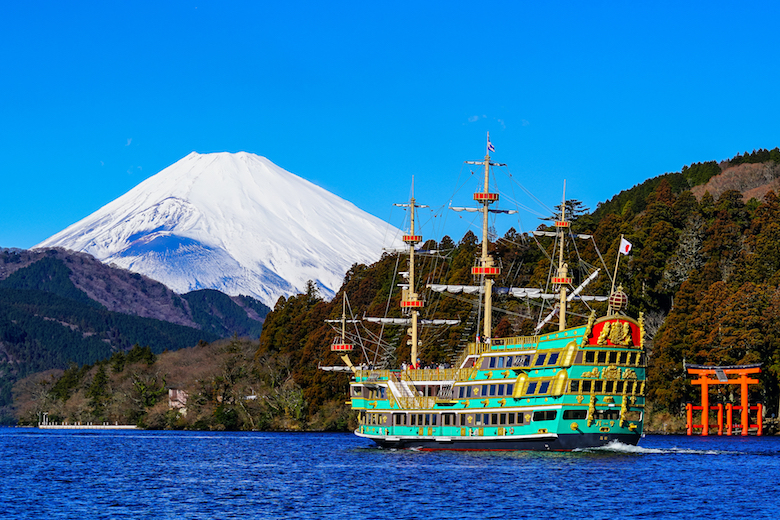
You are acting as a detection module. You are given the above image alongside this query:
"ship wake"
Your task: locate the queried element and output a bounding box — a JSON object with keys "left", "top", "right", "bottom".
{"left": 578, "top": 440, "right": 731, "bottom": 455}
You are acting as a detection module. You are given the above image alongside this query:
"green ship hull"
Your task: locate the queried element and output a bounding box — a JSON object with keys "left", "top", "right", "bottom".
{"left": 351, "top": 317, "right": 645, "bottom": 451}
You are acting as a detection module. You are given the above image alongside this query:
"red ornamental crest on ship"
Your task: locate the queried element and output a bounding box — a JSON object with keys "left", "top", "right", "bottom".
{"left": 587, "top": 318, "right": 640, "bottom": 347}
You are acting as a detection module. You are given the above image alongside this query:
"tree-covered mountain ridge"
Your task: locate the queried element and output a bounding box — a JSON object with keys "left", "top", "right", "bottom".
{"left": 0, "top": 247, "right": 270, "bottom": 423}
{"left": 594, "top": 147, "right": 780, "bottom": 220}
{"left": 0, "top": 248, "right": 269, "bottom": 330}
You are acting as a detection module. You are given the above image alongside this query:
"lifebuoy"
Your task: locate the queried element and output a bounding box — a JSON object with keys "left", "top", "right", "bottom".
{"left": 509, "top": 427, "right": 515, "bottom": 435}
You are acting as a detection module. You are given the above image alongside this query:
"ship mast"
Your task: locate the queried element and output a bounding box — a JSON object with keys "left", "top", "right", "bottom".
{"left": 466, "top": 133, "right": 503, "bottom": 342}
{"left": 395, "top": 181, "right": 427, "bottom": 366}
{"left": 554, "top": 182, "right": 572, "bottom": 331}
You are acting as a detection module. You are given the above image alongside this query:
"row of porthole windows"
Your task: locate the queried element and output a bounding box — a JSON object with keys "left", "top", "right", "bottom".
{"left": 486, "top": 355, "right": 532, "bottom": 369}
{"left": 583, "top": 350, "right": 644, "bottom": 366}
{"left": 483, "top": 348, "right": 644, "bottom": 372}
{"left": 365, "top": 409, "right": 632, "bottom": 428}
{"left": 451, "top": 378, "right": 645, "bottom": 400}
{"left": 570, "top": 379, "right": 645, "bottom": 395}
{"left": 457, "top": 383, "right": 515, "bottom": 398}
{"left": 513, "top": 375, "right": 644, "bottom": 398}
{"left": 390, "top": 411, "right": 555, "bottom": 427}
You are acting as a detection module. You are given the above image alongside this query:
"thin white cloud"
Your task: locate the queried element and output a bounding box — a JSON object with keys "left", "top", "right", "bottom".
{"left": 126, "top": 138, "right": 132, "bottom": 146}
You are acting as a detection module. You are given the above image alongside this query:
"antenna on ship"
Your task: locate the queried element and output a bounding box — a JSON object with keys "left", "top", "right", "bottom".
{"left": 465, "top": 132, "right": 504, "bottom": 343}
{"left": 394, "top": 178, "right": 428, "bottom": 367}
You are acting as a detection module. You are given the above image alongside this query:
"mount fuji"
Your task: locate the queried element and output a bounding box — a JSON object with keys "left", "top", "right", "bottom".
{"left": 36, "top": 152, "right": 403, "bottom": 307}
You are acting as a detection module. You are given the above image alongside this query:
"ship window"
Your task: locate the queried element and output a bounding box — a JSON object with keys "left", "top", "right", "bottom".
{"left": 499, "top": 413, "right": 507, "bottom": 425}
{"left": 581, "top": 381, "right": 592, "bottom": 393}
{"left": 393, "top": 413, "right": 407, "bottom": 425}
{"left": 526, "top": 382, "right": 538, "bottom": 395}
{"left": 596, "top": 410, "right": 620, "bottom": 421}
{"left": 594, "top": 381, "right": 604, "bottom": 393}
{"left": 626, "top": 382, "right": 635, "bottom": 393}
{"left": 608, "top": 351, "right": 618, "bottom": 364}
{"left": 424, "top": 414, "right": 430, "bottom": 426}
{"left": 489, "top": 413, "right": 497, "bottom": 425}
{"left": 353, "top": 386, "right": 362, "bottom": 396}
{"left": 460, "top": 414, "right": 467, "bottom": 426}
{"left": 508, "top": 413, "right": 515, "bottom": 425}
{"left": 538, "top": 381, "right": 550, "bottom": 394}
{"left": 497, "top": 357, "right": 505, "bottom": 368}
{"left": 497, "top": 385, "right": 504, "bottom": 396}
{"left": 627, "top": 353, "right": 636, "bottom": 365}
{"left": 467, "top": 386, "right": 473, "bottom": 398}
{"left": 619, "top": 352, "right": 628, "bottom": 365}
{"left": 518, "top": 413, "right": 526, "bottom": 425}
{"left": 380, "top": 387, "right": 387, "bottom": 399}
{"left": 616, "top": 381, "right": 625, "bottom": 394}
{"left": 533, "top": 410, "right": 557, "bottom": 421}
{"left": 534, "top": 354, "right": 547, "bottom": 366}
{"left": 432, "top": 415, "right": 438, "bottom": 426}
{"left": 458, "top": 387, "right": 464, "bottom": 398}
{"left": 489, "top": 385, "right": 497, "bottom": 396}
{"left": 489, "top": 357, "right": 497, "bottom": 368}
{"left": 444, "top": 413, "right": 455, "bottom": 426}
{"left": 597, "top": 351, "right": 607, "bottom": 363}
{"left": 482, "top": 385, "right": 489, "bottom": 396}
{"left": 563, "top": 410, "right": 587, "bottom": 420}
{"left": 506, "top": 356, "right": 513, "bottom": 368}
{"left": 570, "top": 380, "right": 580, "bottom": 393}
{"left": 547, "top": 353, "right": 559, "bottom": 365}
{"left": 584, "top": 351, "right": 595, "bottom": 363}
{"left": 410, "top": 415, "right": 416, "bottom": 426}
{"left": 506, "top": 383, "right": 514, "bottom": 395}
{"left": 605, "top": 381, "right": 615, "bottom": 393}
{"left": 475, "top": 414, "right": 482, "bottom": 426}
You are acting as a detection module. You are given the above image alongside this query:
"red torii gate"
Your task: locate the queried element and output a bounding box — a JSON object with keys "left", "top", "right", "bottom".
{"left": 685, "top": 363, "right": 763, "bottom": 436}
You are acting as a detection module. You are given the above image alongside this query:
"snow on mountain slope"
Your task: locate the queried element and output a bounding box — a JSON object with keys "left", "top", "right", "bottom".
{"left": 36, "top": 152, "right": 403, "bottom": 307}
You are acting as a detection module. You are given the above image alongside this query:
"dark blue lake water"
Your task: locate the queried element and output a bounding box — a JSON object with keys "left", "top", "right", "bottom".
{"left": 1, "top": 428, "right": 777, "bottom": 519}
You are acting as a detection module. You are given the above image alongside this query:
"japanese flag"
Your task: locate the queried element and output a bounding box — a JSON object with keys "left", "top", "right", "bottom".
{"left": 619, "top": 237, "right": 633, "bottom": 255}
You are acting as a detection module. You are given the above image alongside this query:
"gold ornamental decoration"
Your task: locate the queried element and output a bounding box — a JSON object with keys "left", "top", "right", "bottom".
{"left": 582, "top": 368, "right": 600, "bottom": 378}
{"left": 581, "top": 311, "right": 596, "bottom": 346}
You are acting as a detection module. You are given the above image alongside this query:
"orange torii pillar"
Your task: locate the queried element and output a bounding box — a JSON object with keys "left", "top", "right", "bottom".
{"left": 686, "top": 365, "right": 761, "bottom": 436}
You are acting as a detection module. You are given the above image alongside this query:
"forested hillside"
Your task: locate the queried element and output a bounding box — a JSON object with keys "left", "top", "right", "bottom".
{"left": 0, "top": 248, "right": 270, "bottom": 424}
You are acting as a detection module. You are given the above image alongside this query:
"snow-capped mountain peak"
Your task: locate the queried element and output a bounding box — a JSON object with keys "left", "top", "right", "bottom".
{"left": 36, "top": 152, "right": 403, "bottom": 306}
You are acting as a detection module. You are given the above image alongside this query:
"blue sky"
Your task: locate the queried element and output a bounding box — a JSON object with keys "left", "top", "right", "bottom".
{"left": 3, "top": 1, "right": 779, "bottom": 249}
